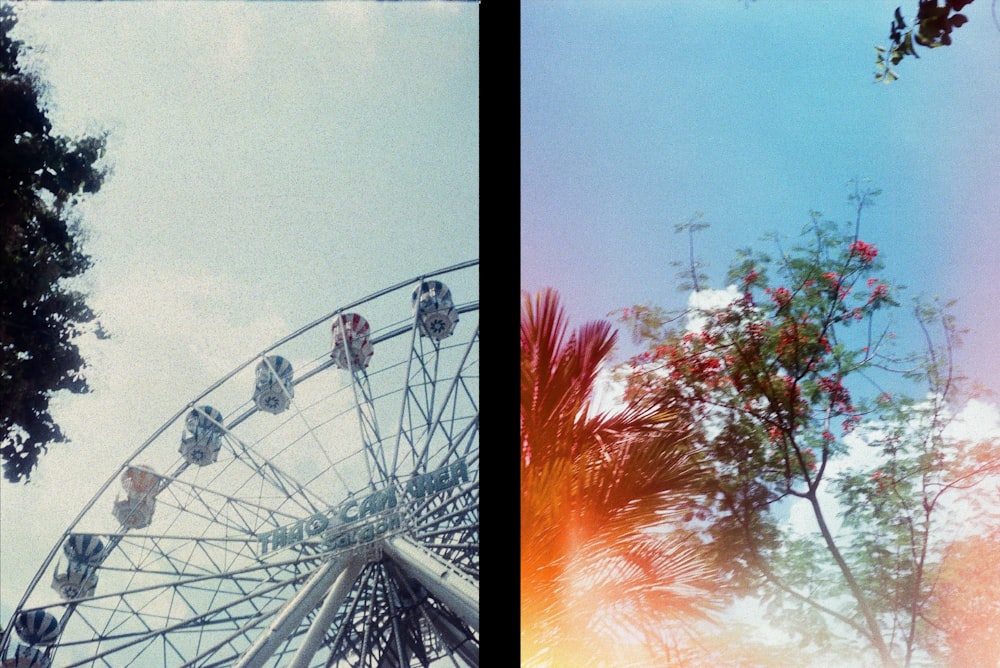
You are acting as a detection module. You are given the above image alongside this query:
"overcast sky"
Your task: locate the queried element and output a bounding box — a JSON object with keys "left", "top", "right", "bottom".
{"left": 2, "top": 1, "right": 477, "bottom": 636}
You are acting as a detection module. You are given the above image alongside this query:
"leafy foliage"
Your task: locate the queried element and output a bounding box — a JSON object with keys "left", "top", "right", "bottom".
{"left": 925, "top": 525, "right": 1000, "bottom": 664}
{"left": 875, "top": 0, "right": 976, "bottom": 83}
{"left": 0, "top": 3, "right": 107, "bottom": 482}
{"left": 521, "top": 288, "right": 721, "bottom": 667}
{"left": 616, "top": 184, "right": 1000, "bottom": 665}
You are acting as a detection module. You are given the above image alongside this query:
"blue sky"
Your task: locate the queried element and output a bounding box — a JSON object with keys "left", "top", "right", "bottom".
{"left": 2, "top": 1, "right": 477, "bottom": 645}
{"left": 522, "top": 0, "right": 1000, "bottom": 394}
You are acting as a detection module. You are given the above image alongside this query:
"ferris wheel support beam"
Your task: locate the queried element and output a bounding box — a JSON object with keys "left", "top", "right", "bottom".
{"left": 234, "top": 556, "right": 351, "bottom": 668}
{"left": 382, "top": 536, "right": 479, "bottom": 632}
{"left": 424, "top": 604, "right": 480, "bottom": 666}
{"left": 286, "top": 556, "right": 364, "bottom": 668}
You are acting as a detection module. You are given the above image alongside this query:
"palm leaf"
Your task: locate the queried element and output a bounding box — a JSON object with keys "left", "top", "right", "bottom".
{"left": 521, "top": 289, "right": 721, "bottom": 665}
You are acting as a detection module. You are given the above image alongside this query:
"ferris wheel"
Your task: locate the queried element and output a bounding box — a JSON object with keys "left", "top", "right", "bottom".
{"left": 0, "top": 260, "right": 479, "bottom": 668}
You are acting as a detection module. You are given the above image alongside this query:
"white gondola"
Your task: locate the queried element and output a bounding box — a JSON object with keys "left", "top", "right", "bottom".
{"left": 1, "top": 644, "right": 51, "bottom": 668}
{"left": 253, "top": 356, "right": 294, "bottom": 414}
{"left": 13, "top": 611, "right": 60, "bottom": 647}
{"left": 120, "top": 465, "right": 161, "bottom": 501}
{"left": 411, "top": 280, "right": 459, "bottom": 340}
{"left": 112, "top": 496, "right": 156, "bottom": 529}
{"left": 51, "top": 559, "right": 98, "bottom": 600}
{"left": 112, "top": 465, "right": 161, "bottom": 528}
{"left": 62, "top": 534, "right": 105, "bottom": 565}
{"left": 179, "top": 405, "right": 225, "bottom": 465}
{"left": 51, "top": 534, "right": 105, "bottom": 601}
{"left": 330, "top": 312, "right": 374, "bottom": 370}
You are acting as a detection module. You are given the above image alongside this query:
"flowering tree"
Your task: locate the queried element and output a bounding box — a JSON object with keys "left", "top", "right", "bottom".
{"left": 617, "top": 187, "right": 1000, "bottom": 666}
{"left": 521, "top": 288, "right": 721, "bottom": 666}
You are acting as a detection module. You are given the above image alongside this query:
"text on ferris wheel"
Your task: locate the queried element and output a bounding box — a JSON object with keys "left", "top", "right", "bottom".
{"left": 256, "top": 457, "right": 470, "bottom": 556}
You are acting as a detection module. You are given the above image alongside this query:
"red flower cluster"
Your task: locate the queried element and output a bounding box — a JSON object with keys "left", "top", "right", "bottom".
{"left": 868, "top": 283, "right": 890, "bottom": 306}
{"left": 745, "top": 321, "right": 769, "bottom": 340}
{"left": 766, "top": 286, "right": 792, "bottom": 309}
{"left": 775, "top": 324, "right": 804, "bottom": 364}
{"left": 849, "top": 240, "right": 879, "bottom": 264}
{"left": 817, "top": 375, "right": 852, "bottom": 413}
{"left": 871, "top": 470, "right": 891, "bottom": 490}
{"left": 821, "top": 271, "right": 852, "bottom": 301}
{"left": 650, "top": 333, "right": 728, "bottom": 389}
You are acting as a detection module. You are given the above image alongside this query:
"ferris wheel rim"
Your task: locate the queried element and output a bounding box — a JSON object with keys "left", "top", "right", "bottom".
{"left": 2, "top": 260, "right": 479, "bottom": 668}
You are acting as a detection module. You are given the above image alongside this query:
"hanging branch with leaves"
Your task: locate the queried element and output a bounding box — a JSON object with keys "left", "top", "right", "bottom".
{"left": 875, "top": 0, "right": 976, "bottom": 83}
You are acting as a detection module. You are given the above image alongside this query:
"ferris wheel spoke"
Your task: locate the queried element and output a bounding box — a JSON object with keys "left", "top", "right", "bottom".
{"left": 220, "top": 432, "right": 331, "bottom": 517}
{"left": 410, "top": 489, "right": 479, "bottom": 534}
{"left": 71, "top": 552, "right": 321, "bottom": 618}
{"left": 60, "top": 556, "right": 326, "bottom": 666}
{"left": 412, "top": 520, "right": 479, "bottom": 545}
{"left": 349, "top": 373, "right": 393, "bottom": 490}
{"left": 232, "top": 555, "right": 359, "bottom": 668}
{"left": 433, "top": 410, "right": 479, "bottom": 469}
{"left": 392, "top": 324, "right": 478, "bottom": 480}
{"left": 419, "top": 602, "right": 478, "bottom": 667}
{"left": 369, "top": 568, "right": 414, "bottom": 668}
{"left": 320, "top": 564, "right": 370, "bottom": 666}
{"left": 275, "top": 364, "right": 368, "bottom": 502}
{"left": 179, "top": 558, "right": 348, "bottom": 668}
{"left": 285, "top": 557, "right": 366, "bottom": 668}
{"left": 2, "top": 262, "right": 478, "bottom": 668}
{"left": 226, "top": 406, "right": 360, "bottom": 515}
{"left": 448, "top": 382, "right": 479, "bottom": 454}
{"left": 150, "top": 477, "right": 305, "bottom": 538}
{"left": 390, "top": 333, "right": 442, "bottom": 476}
{"left": 359, "top": 567, "right": 382, "bottom": 665}
{"left": 414, "top": 325, "right": 479, "bottom": 471}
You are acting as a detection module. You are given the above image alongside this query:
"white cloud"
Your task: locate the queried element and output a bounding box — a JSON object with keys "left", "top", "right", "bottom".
{"left": 0, "top": 266, "right": 292, "bottom": 615}
{"left": 944, "top": 397, "right": 1000, "bottom": 441}
{"left": 685, "top": 285, "right": 743, "bottom": 333}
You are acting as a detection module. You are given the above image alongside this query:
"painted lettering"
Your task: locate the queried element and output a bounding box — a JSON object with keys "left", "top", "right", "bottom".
{"left": 340, "top": 499, "right": 358, "bottom": 523}
{"left": 433, "top": 467, "right": 451, "bottom": 492}
{"left": 288, "top": 520, "right": 303, "bottom": 544}
{"left": 254, "top": 457, "right": 469, "bottom": 556}
{"left": 359, "top": 488, "right": 397, "bottom": 519}
{"left": 450, "top": 458, "right": 469, "bottom": 485}
{"left": 405, "top": 474, "right": 425, "bottom": 498}
{"left": 305, "top": 513, "right": 328, "bottom": 536}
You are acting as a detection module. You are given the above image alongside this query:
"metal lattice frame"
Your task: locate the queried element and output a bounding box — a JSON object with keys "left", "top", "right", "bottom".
{"left": 0, "top": 261, "right": 479, "bottom": 668}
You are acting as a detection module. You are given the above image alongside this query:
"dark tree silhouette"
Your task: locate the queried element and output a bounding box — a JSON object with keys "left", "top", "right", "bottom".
{"left": 875, "top": 0, "right": 979, "bottom": 82}
{"left": 1, "top": 3, "right": 108, "bottom": 482}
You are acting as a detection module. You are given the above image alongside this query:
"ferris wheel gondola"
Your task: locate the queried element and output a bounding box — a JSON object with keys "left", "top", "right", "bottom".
{"left": 0, "top": 260, "right": 479, "bottom": 667}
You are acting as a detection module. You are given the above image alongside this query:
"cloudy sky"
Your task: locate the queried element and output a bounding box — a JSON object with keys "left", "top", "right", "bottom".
{"left": 2, "top": 1, "right": 477, "bottom": 638}
{"left": 522, "top": 0, "right": 1000, "bottom": 394}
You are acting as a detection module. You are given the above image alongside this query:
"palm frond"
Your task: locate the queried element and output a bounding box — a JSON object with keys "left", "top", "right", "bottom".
{"left": 521, "top": 288, "right": 721, "bottom": 665}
